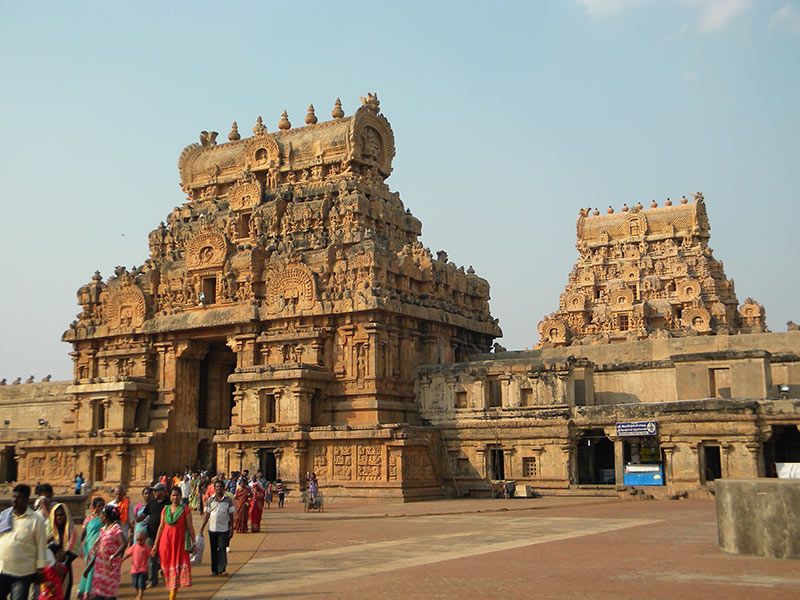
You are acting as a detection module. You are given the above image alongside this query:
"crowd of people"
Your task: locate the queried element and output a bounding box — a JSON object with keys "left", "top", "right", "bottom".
{"left": 0, "top": 469, "right": 302, "bottom": 600}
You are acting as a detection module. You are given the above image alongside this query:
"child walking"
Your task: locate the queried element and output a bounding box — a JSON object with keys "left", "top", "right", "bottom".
{"left": 124, "top": 530, "right": 152, "bottom": 600}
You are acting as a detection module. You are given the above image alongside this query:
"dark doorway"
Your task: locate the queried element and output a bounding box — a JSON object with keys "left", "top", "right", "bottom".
{"left": 578, "top": 430, "right": 615, "bottom": 485}
{"left": 763, "top": 425, "right": 800, "bottom": 477}
{"left": 197, "top": 439, "right": 216, "bottom": 473}
{"left": 703, "top": 445, "right": 722, "bottom": 482}
{"left": 489, "top": 448, "right": 505, "bottom": 480}
{"left": 198, "top": 342, "right": 236, "bottom": 430}
{"left": 3, "top": 446, "right": 17, "bottom": 482}
{"left": 260, "top": 450, "right": 277, "bottom": 482}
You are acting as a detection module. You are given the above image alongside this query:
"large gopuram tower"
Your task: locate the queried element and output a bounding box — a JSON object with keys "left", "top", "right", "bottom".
{"left": 21, "top": 95, "right": 500, "bottom": 500}
{"left": 537, "top": 195, "right": 766, "bottom": 347}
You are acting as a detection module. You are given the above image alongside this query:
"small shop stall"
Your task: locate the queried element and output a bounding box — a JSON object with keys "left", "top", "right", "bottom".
{"left": 616, "top": 421, "right": 664, "bottom": 486}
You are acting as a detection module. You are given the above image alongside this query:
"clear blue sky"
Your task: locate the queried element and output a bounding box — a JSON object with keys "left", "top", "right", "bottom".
{"left": 1, "top": 0, "right": 798, "bottom": 381}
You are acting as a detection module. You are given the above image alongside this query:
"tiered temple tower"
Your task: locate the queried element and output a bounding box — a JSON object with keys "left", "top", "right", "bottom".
{"left": 537, "top": 195, "right": 766, "bottom": 347}
{"left": 20, "top": 95, "right": 500, "bottom": 500}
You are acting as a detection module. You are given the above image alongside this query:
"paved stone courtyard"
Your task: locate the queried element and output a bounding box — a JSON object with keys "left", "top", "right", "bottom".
{"left": 110, "top": 497, "right": 799, "bottom": 599}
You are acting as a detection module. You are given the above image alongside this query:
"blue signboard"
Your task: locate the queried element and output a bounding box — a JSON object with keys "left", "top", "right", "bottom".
{"left": 616, "top": 421, "right": 657, "bottom": 437}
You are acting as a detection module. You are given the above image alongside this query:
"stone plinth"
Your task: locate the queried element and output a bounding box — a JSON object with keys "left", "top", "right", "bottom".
{"left": 716, "top": 478, "right": 800, "bottom": 559}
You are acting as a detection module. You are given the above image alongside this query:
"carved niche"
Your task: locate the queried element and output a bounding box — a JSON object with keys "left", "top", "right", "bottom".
{"left": 265, "top": 263, "right": 317, "bottom": 313}
{"left": 677, "top": 279, "right": 701, "bottom": 302}
{"left": 683, "top": 307, "right": 711, "bottom": 332}
{"left": 538, "top": 317, "right": 571, "bottom": 346}
{"left": 350, "top": 105, "right": 396, "bottom": 177}
{"left": 186, "top": 230, "right": 227, "bottom": 270}
{"left": 105, "top": 284, "right": 147, "bottom": 330}
{"left": 228, "top": 180, "right": 262, "bottom": 212}
{"left": 609, "top": 286, "right": 635, "bottom": 311}
{"left": 566, "top": 292, "right": 587, "bottom": 312}
{"left": 626, "top": 213, "right": 646, "bottom": 237}
{"left": 245, "top": 135, "right": 280, "bottom": 171}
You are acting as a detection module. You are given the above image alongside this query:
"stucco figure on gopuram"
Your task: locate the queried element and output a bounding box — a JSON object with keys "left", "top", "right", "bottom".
{"left": 537, "top": 196, "right": 767, "bottom": 347}
{"left": 20, "top": 95, "right": 501, "bottom": 500}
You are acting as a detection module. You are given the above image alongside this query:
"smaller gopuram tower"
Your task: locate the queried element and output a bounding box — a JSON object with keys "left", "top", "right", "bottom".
{"left": 537, "top": 194, "right": 767, "bottom": 347}
{"left": 19, "top": 94, "right": 501, "bottom": 500}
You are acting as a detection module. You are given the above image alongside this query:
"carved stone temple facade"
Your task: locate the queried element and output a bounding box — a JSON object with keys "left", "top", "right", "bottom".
{"left": 14, "top": 95, "right": 499, "bottom": 500}
{"left": 1, "top": 95, "right": 798, "bottom": 500}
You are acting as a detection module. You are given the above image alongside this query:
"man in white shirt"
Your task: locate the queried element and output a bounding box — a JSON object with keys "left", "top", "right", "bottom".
{"left": 199, "top": 480, "right": 235, "bottom": 576}
{"left": 0, "top": 484, "right": 47, "bottom": 600}
{"left": 180, "top": 475, "right": 192, "bottom": 507}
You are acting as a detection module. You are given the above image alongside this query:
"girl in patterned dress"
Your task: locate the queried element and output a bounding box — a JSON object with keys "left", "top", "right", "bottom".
{"left": 88, "top": 506, "right": 125, "bottom": 600}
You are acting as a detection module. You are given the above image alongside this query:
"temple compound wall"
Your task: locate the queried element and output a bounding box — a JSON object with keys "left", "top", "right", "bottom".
{"left": 418, "top": 332, "right": 800, "bottom": 496}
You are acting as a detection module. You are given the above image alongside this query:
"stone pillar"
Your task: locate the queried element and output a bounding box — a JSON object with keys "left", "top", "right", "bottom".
{"left": 613, "top": 438, "right": 625, "bottom": 487}
{"left": 661, "top": 443, "right": 676, "bottom": 486}
{"left": 561, "top": 442, "right": 577, "bottom": 485}
{"left": 499, "top": 375, "right": 512, "bottom": 408}
{"left": 745, "top": 442, "right": 763, "bottom": 477}
{"left": 475, "top": 448, "right": 487, "bottom": 479}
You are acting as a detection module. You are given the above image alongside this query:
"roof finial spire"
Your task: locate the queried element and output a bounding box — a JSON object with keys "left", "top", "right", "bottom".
{"left": 253, "top": 116, "right": 266, "bottom": 136}
{"left": 332, "top": 98, "right": 345, "bottom": 119}
{"left": 278, "top": 110, "right": 291, "bottom": 130}
{"left": 305, "top": 104, "right": 318, "bottom": 125}
{"left": 228, "top": 121, "right": 241, "bottom": 141}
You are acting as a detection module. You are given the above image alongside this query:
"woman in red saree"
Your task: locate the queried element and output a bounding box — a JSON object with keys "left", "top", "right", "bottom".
{"left": 153, "top": 487, "right": 196, "bottom": 600}
{"left": 233, "top": 480, "right": 251, "bottom": 533}
{"left": 248, "top": 480, "right": 266, "bottom": 533}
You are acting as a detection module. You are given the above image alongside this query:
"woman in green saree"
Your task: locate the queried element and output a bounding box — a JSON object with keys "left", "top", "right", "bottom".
{"left": 77, "top": 496, "right": 105, "bottom": 600}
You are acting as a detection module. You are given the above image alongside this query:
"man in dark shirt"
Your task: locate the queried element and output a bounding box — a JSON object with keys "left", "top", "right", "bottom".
{"left": 138, "top": 482, "right": 168, "bottom": 587}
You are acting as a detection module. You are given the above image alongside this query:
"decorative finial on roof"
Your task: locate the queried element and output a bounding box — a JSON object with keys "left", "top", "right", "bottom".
{"left": 199, "top": 131, "right": 218, "bottom": 148}
{"left": 253, "top": 116, "right": 267, "bottom": 136}
{"left": 332, "top": 98, "right": 344, "bottom": 119}
{"left": 650, "top": 200, "right": 658, "bottom": 208}
{"left": 592, "top": 208, "right": 600, "bottom": 216}
{"left": 621, "top": 203, "right": 629, "bottom": 212}
{"left": 607, "top": 206, "right": 614, "bottom": 214}
{"left": 305, "top": 104, "right": 318, "bottom": 125}
{"left": 278, "top": 110, "right": 291, "bottom": 130}
{"left": 665, "top": 197, "right": 672, "bottom": 206}
{"left": 636, "top": 202, "right": 643, "bottom": 210}
{"left": 228, "top": 121, "right": 241, "bottom": 141}
{"left": 359, "top": 92, "right": 380, "bottom": 113}
{"left": 92, "top": 271, "right": 102, "bottom": 281}
{"left": 681, "top": 195, "right": 688, "bottom": 204}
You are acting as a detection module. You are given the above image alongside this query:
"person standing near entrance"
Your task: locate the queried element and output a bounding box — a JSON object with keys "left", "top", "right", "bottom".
{"left": 199, "top": 480, "right": 234, "bottom": 577}
{"left": 0, "top": 484, "right": 48, "bottom": 600}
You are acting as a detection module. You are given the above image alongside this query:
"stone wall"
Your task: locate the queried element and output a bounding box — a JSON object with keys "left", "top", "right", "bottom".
{"left": 716, "top": 479, "right": 800, "bottom": 559}
{"left": 0, "top": 381, "right": 72, "bottom": 436}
